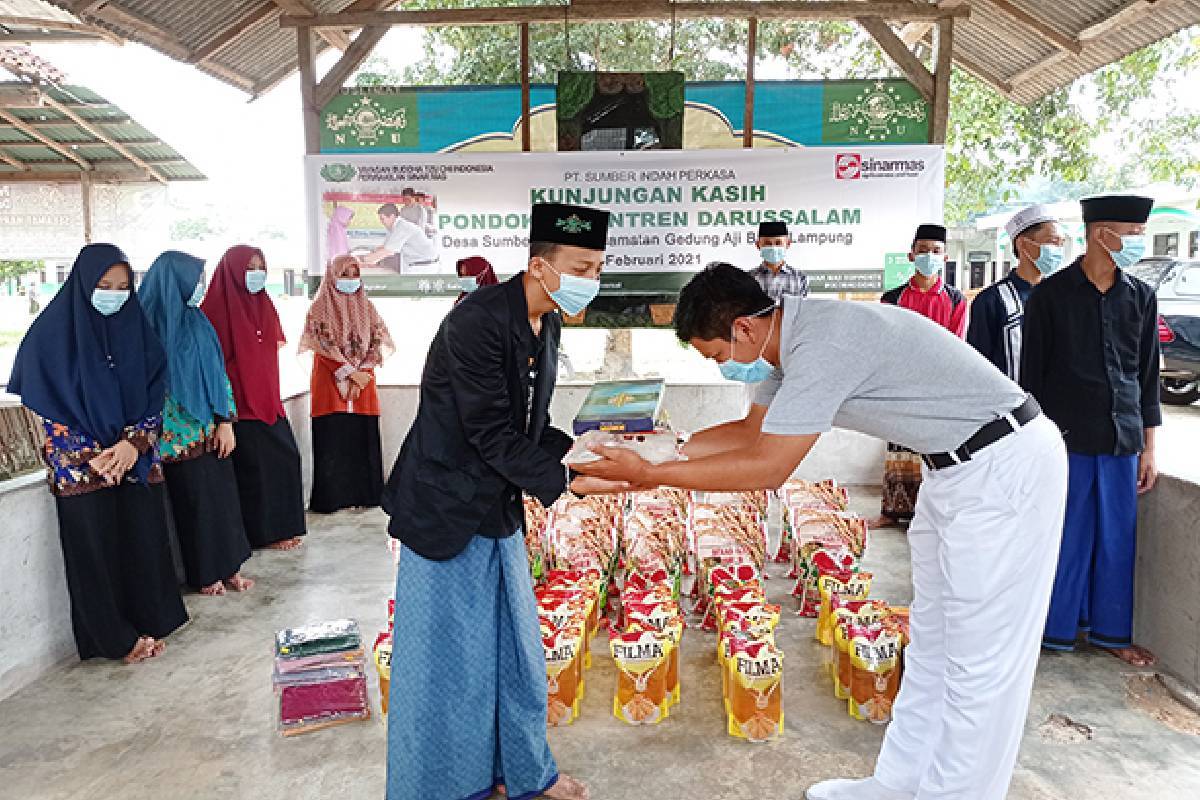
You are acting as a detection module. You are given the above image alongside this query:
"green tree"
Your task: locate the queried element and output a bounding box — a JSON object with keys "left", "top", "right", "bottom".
{"left": 0, "top": 260, "right": 42, "bottom": 282}
{"left": 366, "top": 6, "right": 1199, "bottom": 223}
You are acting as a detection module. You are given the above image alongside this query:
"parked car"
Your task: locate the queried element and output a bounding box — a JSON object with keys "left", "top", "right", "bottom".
{"left": 1130, "top": 257, "right": 1200, "bottom": 405}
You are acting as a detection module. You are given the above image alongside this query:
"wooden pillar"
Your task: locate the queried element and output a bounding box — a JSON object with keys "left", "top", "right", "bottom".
{"left": 520, "top": 22, "right": 531, "bottom": 152}
{"left": 297, "top": 26, "right": 320, "bottom": 155}
{"left": 743, "top": 17, "right": 758, "bottom": 149}
{"left": 80, "top": 171, "right": 93, "bottom": 244}
{"left": 930, "top": 17, "right": 954, "bottom": 144}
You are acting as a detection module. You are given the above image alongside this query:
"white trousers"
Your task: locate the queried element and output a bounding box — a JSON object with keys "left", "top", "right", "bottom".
{"left": 873, "top": 415, "right": 1068, "bottom": 800}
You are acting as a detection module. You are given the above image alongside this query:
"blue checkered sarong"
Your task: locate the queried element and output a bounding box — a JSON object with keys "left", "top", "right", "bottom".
{"left": 386, "top": 533, "right": 557, "bottom": 800}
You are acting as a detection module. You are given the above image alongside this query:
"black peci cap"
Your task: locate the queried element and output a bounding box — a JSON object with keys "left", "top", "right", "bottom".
{"left": 530, "top": 203, "right": 610, "bottom": 251}
{"left": 913, "top": 223, "right": 947, "bottom": 244}
{"left": 1080, "top": 195, "right": 1154, "bottom": 225}
{"left": 757, "top": 221, "right": 789, "bottom": 238}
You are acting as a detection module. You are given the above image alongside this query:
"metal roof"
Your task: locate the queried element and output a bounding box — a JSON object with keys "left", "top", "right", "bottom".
{"left": 6, "top": 1, "right": 1199, "bottom": 105}
{"left": 0, "top": 79, "right": 205, "bottom": 181}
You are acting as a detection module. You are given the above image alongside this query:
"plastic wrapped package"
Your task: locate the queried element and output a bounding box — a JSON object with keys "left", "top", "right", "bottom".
{"left": 849, "top": 625, "right": 904, "bottom": 724}
{"left": 562, "top": 429, "right": 681, "bottom": 466}
{"left": 275, "top": 619, "right": 362, "bottom": 660}
{"left": 817, "top": 571, "right": 874, "bottom": 645}
{"left": 727, "top": 640, "right": 785, "bottom": 742}
{"left": 276, "top": 664, "right": 370, "bottom": 737}
{"left": 610, "top": 630, "right": 673, "bottom": 725}
{"left": 830, "top": 600, "right": 889, "bottom": 697}
{"left": 544, "top": 623, "right": 587, "bottom": 726}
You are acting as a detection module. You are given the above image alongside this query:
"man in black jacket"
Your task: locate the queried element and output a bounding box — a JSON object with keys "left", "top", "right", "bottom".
{"left": 382, "top": 203, "right": 619, "bottom": 800}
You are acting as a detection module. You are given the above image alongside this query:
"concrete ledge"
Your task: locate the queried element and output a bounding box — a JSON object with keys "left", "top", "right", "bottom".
{"left": 1136, "top": 474, "right": 1200, "bottom": 691}
{"left": 0, "top": 472, "right": 73, "bottom": 702}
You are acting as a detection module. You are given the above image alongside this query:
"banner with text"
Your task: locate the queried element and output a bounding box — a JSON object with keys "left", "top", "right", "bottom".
{"left": 306, "top": 147, "right": 944, "bottom": 295}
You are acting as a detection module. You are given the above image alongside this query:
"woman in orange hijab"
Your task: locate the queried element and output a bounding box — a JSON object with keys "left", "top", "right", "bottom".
{"left": 300, "top": 255, "right": 395, "bottom": 513}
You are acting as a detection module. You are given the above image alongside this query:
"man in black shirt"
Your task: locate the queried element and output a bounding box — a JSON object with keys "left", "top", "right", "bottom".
{"left": 1020, "top": 194, "right": 1161, "bottom": 667}
{"left": 967, "top": 203, "right": 1065, "bottom": 379}
{"left": 382, "top": 203, "right": 622, "bottom": 800}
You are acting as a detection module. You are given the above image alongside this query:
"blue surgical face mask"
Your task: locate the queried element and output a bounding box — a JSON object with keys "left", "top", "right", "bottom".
{"left": 91, "top": 288, "right": 130, "bottom": 316}
{"left": 913, "top": 253, "right": 944, "bottom": 277}
{"left": 459, "top": 276, "right": 479, "bottom": 293}
{"left": 540, "top": 260, "right": 600, "bottom": 316}
{"left": 245, "top": 269, "right": 268, "bottom": 294}
{"left": 335, "top": 278, "right": 361, "bottom": 295}
{"left": 760, "top": 245, "right": 787, "bottom": 265}
{"left": 1104, "top": 233, "right": 1146, "bottom": 269}
{"left": 187, "top": 278, "right": 205, "bottom": 307}
{"left": 718, "top": 309, "right": 776, "bottom": 384}
{"left": 1033, "top": 243, "right": 1065, "bottom": 275}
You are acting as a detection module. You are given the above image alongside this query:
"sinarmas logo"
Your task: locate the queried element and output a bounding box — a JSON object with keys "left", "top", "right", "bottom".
{"left": 835, "top": 154, "right": 863, "bottom": 180}
{"left": 835, "top": 154, "right": 926, "bottom": 180}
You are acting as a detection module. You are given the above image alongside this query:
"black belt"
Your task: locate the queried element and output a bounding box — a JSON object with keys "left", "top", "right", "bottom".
{"left": 922, "top": 396, "right": 1041, "bottom": 471}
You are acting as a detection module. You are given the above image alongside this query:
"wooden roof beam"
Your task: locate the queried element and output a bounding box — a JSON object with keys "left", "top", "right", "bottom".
{"left": 898, "top": 0, "right": 967, "bottom": 46}
{"left": 987, "top": 0, "right": 1083, "bottom": 55}
{"left": 0, "top": 169, "right": 192, "bottom": 184}
{"left": 281, "top": 2, "right": 973, "bottom": 28}
{"left": 858, "top": 18, "right": 934, "bottom": 102}
{"left": 272, "top": 0, "right": 351, "bottom": 49}
{"left": 1005, "top": 1, "right": 1161, "bottom": 90}
{"left": 0, "top": 147, "right": 26, "bottom": 170}
{"left": 0, "top": 16, "right": 123, "bottom": 45}
{"left": 0, "top": 107, "right": 90, "bottom": 168}
{"left": 39, "top": 94, "right": 166, "bottom": 183}
{"left": 314, "top": 26, "right": 390, "bottom": 109}
{"left": 0, "top": 137, "right": 161, "bottom": 147}
{"left": 1080, "top": 0, "right": 1160, "bottom": 39}
{"left": 71, "top": 1, "right": 259, "bottom": 92}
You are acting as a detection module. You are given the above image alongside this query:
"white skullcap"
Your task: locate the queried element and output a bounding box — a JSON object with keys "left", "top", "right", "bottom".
{"left": 1005, "top": 203, "right": 1058, "bottom": 241}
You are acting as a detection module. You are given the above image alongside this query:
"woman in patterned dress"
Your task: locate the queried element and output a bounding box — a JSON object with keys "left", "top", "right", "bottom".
{"left": 140, "top": 250, "right": 253, "bottom": 595}
{"left": 301, "top": 254, "right": 394, "bottom": 513}
{"left": 8, "top": 244, "right": 187, "bottom": 664}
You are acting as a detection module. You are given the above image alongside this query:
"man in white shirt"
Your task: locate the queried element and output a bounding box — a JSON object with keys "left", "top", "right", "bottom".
{"left": 362, "top": 202, "right": 439, "bottom": 273}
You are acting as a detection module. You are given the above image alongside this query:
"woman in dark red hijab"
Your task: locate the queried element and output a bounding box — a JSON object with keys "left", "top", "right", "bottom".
{"left": 455, "top": 256, "right": 499, "bottom": 305}
{"left": 202, "top": 245, "right": 307, "bottom": 550}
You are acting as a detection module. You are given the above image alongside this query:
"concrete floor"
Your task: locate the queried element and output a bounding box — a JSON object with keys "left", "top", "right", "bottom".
{"left": 1, "top": 492, "right": 1199, "bottom": 800}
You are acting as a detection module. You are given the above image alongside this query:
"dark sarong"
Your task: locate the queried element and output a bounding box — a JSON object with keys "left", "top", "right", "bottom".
{"left": 310, "top": 412, "right": 384, "bottom": 514}
{"left": 163, "top": 451, "right": 252, "bottom": 588}
{"left": 230, "top": 417, "right": 306, "bottom": 548}
{"left": 55, "top": 483, "right": 188, "bottom": 660}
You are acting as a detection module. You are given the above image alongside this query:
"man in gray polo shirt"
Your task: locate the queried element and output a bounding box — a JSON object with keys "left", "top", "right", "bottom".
{"left": 578, "top": 264, "right": 1068, "bottom": 800}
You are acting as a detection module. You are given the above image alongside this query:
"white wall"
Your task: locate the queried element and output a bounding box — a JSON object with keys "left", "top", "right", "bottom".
{"left": 0, "top": 474, "right": 73, "bottom": 701}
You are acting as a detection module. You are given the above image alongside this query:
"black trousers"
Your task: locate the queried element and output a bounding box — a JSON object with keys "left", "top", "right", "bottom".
{"left": 230, "top": 417, "right": 307, "bottom": 547}
{"left": 55, "top": 483, "right": 189, "bottom": 660}
{"left": 163, "top": 451, "right": 253, "bottom": 588}
{"left": 310, "top": 413, "right": 384, "bottom": 513}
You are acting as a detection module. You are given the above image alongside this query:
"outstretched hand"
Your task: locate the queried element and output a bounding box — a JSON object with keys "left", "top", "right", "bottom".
{"left": 573, "top": 445, "right": 652, "bottom": 486}
{"left": 569, "top": 475, "right": 636, "bottom": 496}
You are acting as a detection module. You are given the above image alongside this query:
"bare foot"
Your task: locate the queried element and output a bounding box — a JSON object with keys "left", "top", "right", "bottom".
{"left": 542, "top": 775, "right": 589, "bottom": 800}
{"left": 868, "top": 515, "right": 899, "bottom": 530}
{"left": 225, "top": 573, "right": 255, "bottom": 592}
{"left": 123, "top": 636, "right": 157, "bottom": 665}
{"left": 1105, "top": 644, "right": 1156, "bottom": 667}
{"left": 149, "top": 639, "right": 167, "bottom": 658}
{"left": 199, "top": 580, "right": 226, "bottom": 596}
{"left": 266, "top": 537, "right": 303, "bottom": 551}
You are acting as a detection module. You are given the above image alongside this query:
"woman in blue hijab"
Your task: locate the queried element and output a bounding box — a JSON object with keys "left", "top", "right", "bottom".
{"left": 8, "top": 244, "right": 188, "bottom": 665}
{"left": 140, "top": 251, "right": 254, "bottom": 596}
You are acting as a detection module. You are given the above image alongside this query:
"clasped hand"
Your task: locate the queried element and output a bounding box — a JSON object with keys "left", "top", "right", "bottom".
{"left": 88, "top": 440, "right": 139, "bottom": 485}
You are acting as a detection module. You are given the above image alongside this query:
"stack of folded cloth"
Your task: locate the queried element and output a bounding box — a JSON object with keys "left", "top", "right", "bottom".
{"left": 273, "top": 619, "right": 370, "bottom": 736}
